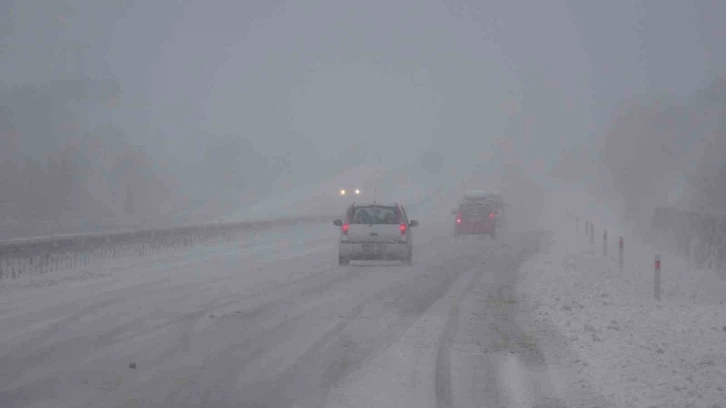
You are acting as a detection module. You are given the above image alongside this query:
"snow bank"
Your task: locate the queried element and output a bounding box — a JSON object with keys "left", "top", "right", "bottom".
{"left": 516, "top": 211, "right": 726, "bottom": 407}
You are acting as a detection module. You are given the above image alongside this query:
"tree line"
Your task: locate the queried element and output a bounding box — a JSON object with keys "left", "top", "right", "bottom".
{"left": 0, "top": 83, "right": 177, "bottom": 225}
{"left": 601, "top": 76, "right": 725, "bottom": 225}
{"left": 551, "top": 76, "right": 725, "bottom": 227}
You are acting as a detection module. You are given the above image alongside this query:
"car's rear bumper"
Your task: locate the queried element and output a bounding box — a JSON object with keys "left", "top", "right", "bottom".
{"left": 339, "top": 242, "right": 411, "bottom": 260}
{"left": 455, "top": 224, "right": 495, "bottom": 235}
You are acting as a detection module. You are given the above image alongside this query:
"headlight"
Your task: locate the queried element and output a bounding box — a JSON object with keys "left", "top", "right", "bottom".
{"left": 355, "top": 189, "right": 360, "bottom": 195}
{"left": 340, "top": 189, "right": 346, "bottom": 196}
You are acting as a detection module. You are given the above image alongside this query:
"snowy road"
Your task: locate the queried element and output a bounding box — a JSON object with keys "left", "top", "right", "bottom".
{"left": 0, "top": 220, "right": 570, "bottom": 408}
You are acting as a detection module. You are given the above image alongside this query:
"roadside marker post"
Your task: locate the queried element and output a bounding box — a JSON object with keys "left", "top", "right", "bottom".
{"left": 654, "top": 255, "right": 662, "bottom": 301}
{"left": 618, "top": 237, "right": 624, "bottom": 273}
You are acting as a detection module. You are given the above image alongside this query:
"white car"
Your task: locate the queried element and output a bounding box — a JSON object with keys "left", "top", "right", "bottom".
{"left": 333, "top": 202, "right": 419, "bottom": 265}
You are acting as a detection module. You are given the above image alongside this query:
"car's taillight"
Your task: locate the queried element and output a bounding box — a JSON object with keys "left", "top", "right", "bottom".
{"left": 489, "top": 212, "right": 495, "bottom": 219}
{"left": 399, "top": 223, "right": 407, "bottom": 235}
{"left": 456, "top": 213, "right": 462, "bottom": 223}
{"left": 342, "top": 223, "right": 349, "bottom": 234}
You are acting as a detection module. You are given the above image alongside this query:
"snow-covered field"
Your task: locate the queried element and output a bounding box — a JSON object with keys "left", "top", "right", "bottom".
{"left": 0, "top": 206, "right": 274, "bottom": 243}
{"left": 515, "top": 210, "right": 726, "bottom": 408}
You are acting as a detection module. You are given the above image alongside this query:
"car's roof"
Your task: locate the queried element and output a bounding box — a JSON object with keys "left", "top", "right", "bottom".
{"left": 349, "top": 202, "right": 399, "bottom": 208}
{"left": 463, "top": 189, "right": 490, "bottom": 197}
{"left": 463, "top": 190, "right": 502, "bottom": 197}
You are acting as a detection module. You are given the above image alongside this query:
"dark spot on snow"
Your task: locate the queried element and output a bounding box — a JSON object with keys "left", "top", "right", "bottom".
{"left": 129, "top": 362, "right": 136, "bottom": 369}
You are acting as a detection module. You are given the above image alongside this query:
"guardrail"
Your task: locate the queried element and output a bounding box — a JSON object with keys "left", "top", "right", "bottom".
{"left": 0, "top": 215, "right": 332, "bottom": 281}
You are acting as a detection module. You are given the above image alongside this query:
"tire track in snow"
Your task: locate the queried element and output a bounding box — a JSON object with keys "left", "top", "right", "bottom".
{"left": 435, "top": 245, "right": 493, "bottom": 408}
{"left": 435, "top": 301, "right": 457, "bottom": 408}
{"left": 227, "top": 242, "right": 490, "bottom": 408}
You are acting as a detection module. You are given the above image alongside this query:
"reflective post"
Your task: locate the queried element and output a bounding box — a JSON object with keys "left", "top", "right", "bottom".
{"left": 619, "top": 237, "right": 624, "bottom": 273}
{"left": 654, "top": 255, "right": 661, "bottom": 301}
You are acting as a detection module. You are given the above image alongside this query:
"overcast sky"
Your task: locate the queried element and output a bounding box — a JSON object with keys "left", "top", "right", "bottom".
{"left": 1, "top": 0, "right": 723, "bottom": 191}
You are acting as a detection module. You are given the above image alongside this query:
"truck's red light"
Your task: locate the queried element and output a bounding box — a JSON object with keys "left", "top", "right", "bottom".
{"left": 342, "top": 224, "right": 349, "bottom": 234}
{"left": 400, "top": 223, "right": 407, "bottom": 234}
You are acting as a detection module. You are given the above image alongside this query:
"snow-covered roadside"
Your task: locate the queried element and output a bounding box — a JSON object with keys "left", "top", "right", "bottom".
{"left": 515, "top": 217, "right": 726, "bottom": 408}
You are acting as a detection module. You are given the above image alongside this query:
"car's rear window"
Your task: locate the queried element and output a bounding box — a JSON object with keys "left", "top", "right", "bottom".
{"left": 348, "top": 206, "right": 400, "bottom": 225}
{"left": 460, "top": 204, "right": 492, "bottom": 217}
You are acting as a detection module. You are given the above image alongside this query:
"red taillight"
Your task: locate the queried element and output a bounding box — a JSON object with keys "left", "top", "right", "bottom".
{"left": 456, "top": 213, "right": 462, "bottom": 223}
{"left": 342, "top": 223, "right": 349, "bottom": 234}
{"left": 400, "top": 223, "right": 407, "bottom": 235}
{"left": 489, "top": 212, "right": 495, "bottom": 219}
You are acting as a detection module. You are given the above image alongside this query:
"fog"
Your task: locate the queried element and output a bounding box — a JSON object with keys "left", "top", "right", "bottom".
{"left": 1, "top": 0, "right": 724, "bottom": 236}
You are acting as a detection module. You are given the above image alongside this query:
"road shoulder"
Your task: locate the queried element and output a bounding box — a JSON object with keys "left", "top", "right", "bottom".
{"left": 515, "top": 227, "right": 726, "bottom": 408}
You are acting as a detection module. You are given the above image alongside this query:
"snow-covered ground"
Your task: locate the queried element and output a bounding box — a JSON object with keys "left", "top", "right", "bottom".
{"left": 0, "top": 187, "right": 586, "bottom": 408}
{"left": 0, "top": 204, "right": 292, "bottom": 243}
{"left": 515, "top": 209, "right": 726, "bottom": 408}
{"left": 12, "top": 182, "right": 716, "bottom": 407}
